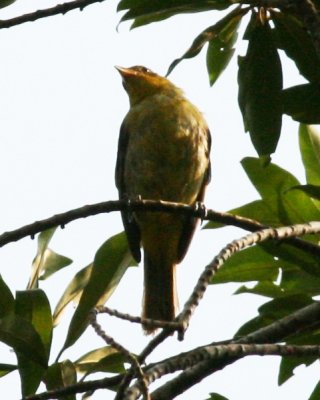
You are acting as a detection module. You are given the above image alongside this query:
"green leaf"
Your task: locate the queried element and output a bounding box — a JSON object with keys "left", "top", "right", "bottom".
{"left": 235, "top": 281, "right": 284, "bottom": 298}
{"left": 211, "top": 246, "right": 279, "bottom": 284}
{"left": 167, "top": 7, "right": 246, "bottom": 76}
{"left": 45, "top": 361, "right": 76, "bottom": 400}
{"left": 309, "top": 380, "right": 320, "bottom": 400}
{"left": 241, "top": 157, "right": 320, "bottom": 223}
{"left": 15, "top": 290, "right": 52, "bottom": 396}
{"left": 205, "top": 393, "right": 229, "bottom": 400}
{"left": 0, "top": 0, "right": 16, "bottom": 9}
{"left": 289, "top": 184, "right": 320, "bottom": 200}
{"left": 0, "top": 314, "right": 48, "bottom": 367}
{"left": 28, "top": 228, "right": 72, "bottom": 289}
{"left": 280, "top": 265, "right": 320, "bottom": 296}
{"left": 0, "top": 364, "right": 17, "bottom": 378}
{"left": 204, "top": 200, "right": 281, "bottom": 229}
{"left": 272, "top": 12, "right": 320, "bottom": 83}
{"left": 235, "top": 295, "right": 314, "bottom": 337}
{"left": 279, "top": 356, "right": 316, "bottom": 385}
{"left": 60, "top": 232, "right": 133, "bottom": 354}
{"left": 0, "top": 275, "right": 14, "bottom": 318}
{"left": 282, "top": 84, "right": 320, "bottom": 124}
{"left": 53, "top": 264, "right": 93, "bottom": 327}
{"left": 118, "top": 0, "right": 233, "bottom": 28}
{"left": 238, "top": 13, "right": 282, "bottom": 156}
{"left": 15, "top": 290, "right": 52, "bottom": 357}
{"left": 206, "top": 9, "right": 244, "bottom": 85}
{"left": 299, "top": 124, "right": 320, "bottom": 186}
{"left": 75, "top": 346, "right": 126, "bottom": 376}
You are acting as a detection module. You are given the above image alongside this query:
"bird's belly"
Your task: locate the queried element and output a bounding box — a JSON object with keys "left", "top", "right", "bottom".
{"left": 124, "top": 126, "right": 207, "bottom": 204}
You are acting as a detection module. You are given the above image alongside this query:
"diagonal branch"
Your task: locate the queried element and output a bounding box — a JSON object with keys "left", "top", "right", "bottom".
{"left": 0, "top": 0, "right": 107, "bottom": 29}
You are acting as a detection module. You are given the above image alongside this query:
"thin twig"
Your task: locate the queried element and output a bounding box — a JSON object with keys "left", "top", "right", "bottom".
{"left": 178, "top": 222, "right": 320, "bottom": 339}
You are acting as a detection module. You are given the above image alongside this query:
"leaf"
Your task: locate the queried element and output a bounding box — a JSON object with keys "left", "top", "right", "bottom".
{"left": 309, "top": 380, "right": 320, "bottom": 400}
{"left": 238, "top": 13, "right": 282, "bottom": 156}
{"left": 53, "top": 264, "right": 93, "bottom": 327}
{"left": 45, "top": 361, "right": 77, "bottom": 400}
{"left": 75, "top": 346, "right": 126, "bottom": 376}
{"left": 15, "top": 290, "right": 52, "bottom": 357}
{"left": 28, "top": 228, "right": 72, "bottom": 289}
{"left": 205, "top": 393, "right": 229, "bottom": 400}
{"left": 204, "top": 200, "right": 281, "bottom": 229}
{"left": 0, "top": 315, "right": 48, "bottom": 367}
{"left": 59, "top": 232, "right": 133, "bottom": 354}
{"left": 282, "top": 84, "right": 320, "bottom": 124}
{"left": 289, "top": 184, "right": 320, "bottom": 200}
{"left": 0, "top": 275, "right": 14, "bottom": 318}
{"left": 235, "top": 281, "right": 284, "bottom": 298}
{"left": 206, "top": 9, "right": 244, "bottom": 85}
{"left": 0, "top": 0, "right": 16, "bottom": 9}
{"left": 241, "top": 157, "right": 320, "bottom": 223}
{"left": 235, "top": 295, "right": 314, "bottom": 337}
{"left": 278, "top": 356, "right": 316, "bottom": 385}
{"left": 39, "top": 250, "right": 72, "bottom": 281}
{"left": 299, "top": 124, "right": 320, "bottom": 186}
{"left": 0, "top": 363, "right": 17, "bottom": 378}
{"left": 118, "top": 0, "right": 233, "bottom": 29}
{"left": 211, "top": 246, "right": 279, "bottom": 284}
{"left": 167, "top": 6, "right": 248, "bottom": 76}
{"left": 15, "top": 290, "right": 52, "bottom": 396}
{"left": 272, "top": 12, "right": 320, "bottom": 83}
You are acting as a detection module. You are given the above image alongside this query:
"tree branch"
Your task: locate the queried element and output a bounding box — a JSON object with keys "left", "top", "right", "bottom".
{"left": 150, "top": 301, "right": 320, "bottom": 400}
{"left": 1, "top": 199, "right": 319, "bottom": 259}
{"left": 0, "top": 0, "right": 106, "bottom": 29}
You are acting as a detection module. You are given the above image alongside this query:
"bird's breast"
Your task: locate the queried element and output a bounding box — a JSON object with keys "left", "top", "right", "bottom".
{"left": 123, "top": 94, "right": 209, "bottom": 205}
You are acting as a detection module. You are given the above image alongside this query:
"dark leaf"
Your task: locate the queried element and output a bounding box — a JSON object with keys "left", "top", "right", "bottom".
{"left": 167, "top": 6, "right": 248, "bottom": 76}
{"left": 118, "top": 0, "right": 233, "bottom": 28}
{"left": 205, "top": 393, "right": 229, "bottom": 400}
{"left": 282, "top": 84, "right": 320, "bottom": 124}
{"left": 0, "top": 275, "right": 14, "bottom": 318}
{"left": 15, "top": 290, "right": 52, "bottom": 396}
{"left": 309, "top": 380, "right": 320, "bottom": 400}
{"left": 238, "top": 13, "right": 282, "bottom": 156}
{"left": 211, "top": 246, "right": 279, "bottom": 284}
{"left": 235, "top": 281, "right": 284, "bottom": 298}
{"left": 206, "top": 9, "right": 245, "bottom": 85}
{"left": 0, "top": 315, "right": 48, "bottom": 367}
{"left": 272, "top": 12, "right": 320, "bottom": 83}
{"left": 0, "top": 363, "right": 17, "bottom": 378}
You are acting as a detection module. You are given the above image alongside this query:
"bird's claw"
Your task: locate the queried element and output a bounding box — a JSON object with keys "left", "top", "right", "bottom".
{"left": 195, "top": 201, "right": 207, "bottom": 224}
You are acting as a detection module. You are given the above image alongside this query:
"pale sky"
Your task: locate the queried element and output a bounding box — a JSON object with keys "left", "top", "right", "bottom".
{"left": 0, "top": 0, "right": 318, "bottom": 399}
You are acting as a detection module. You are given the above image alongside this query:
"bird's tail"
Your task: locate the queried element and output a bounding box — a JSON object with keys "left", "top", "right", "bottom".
{"left": 142, "top": 252, "right": 177, "bottom": 334}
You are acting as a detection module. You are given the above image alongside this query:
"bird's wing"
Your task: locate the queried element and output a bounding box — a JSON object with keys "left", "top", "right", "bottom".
{"left": 177, "top": 127, "right": 212, "bottom": 263}
{"left": 115, "top": 121, "right": 142, "bottom": 262}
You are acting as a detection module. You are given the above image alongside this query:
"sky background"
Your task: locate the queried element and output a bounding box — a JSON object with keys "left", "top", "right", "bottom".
{"left": 0, "top": 0, "right": 319, "bottom": 398}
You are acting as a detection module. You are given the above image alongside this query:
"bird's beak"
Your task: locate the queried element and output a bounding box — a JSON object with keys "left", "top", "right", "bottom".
{"left": 115, "top": 66, "right": 135, "bottom": 78}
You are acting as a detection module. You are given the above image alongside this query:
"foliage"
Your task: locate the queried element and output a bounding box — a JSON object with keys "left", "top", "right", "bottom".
{"left": 0, "top": 0, "right": 320, "bottom": 399}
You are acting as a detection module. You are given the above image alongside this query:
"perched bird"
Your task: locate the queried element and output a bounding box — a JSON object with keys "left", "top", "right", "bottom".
{"left": 115, "top": 66, "right": 211, "bottom": 333}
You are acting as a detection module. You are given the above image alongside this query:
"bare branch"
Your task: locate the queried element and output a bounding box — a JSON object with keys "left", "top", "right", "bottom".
{"left": 0, "top": 0, "right": 106, "bottom": 29}
{"left": 1, "top": 199, "right": 319, "bottom": 260}
{"left": 178, "top": 222, "right": 320, "bottom": 338}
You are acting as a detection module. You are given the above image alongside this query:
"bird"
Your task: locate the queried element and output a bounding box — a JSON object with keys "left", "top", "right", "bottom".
{"left": 115, "top": 65, "right": 211, "bottom": 333}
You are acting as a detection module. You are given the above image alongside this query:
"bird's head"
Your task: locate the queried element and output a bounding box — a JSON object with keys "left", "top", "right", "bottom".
{"left": 115, "top": 65, "right": 182, "bottom": 105}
